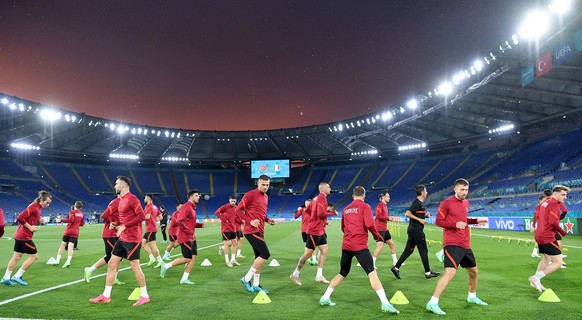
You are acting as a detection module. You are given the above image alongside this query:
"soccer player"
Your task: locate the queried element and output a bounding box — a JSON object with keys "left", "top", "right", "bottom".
{"left": 50, "top": 201, "right": 85, "bottom": 268}
{"left": 89, "top": 176, "right": 150, "bottom": 306}
{"left": 528, "top": 185, "right": 569, "bottom": 292}
{"left": 84, "top": 195, "right": 124, "bottom": 285}
{"left": 294, "top": 199, "right": 318, "bottom": 265}
{"left": 0, "top": 206, "right": 5, "bottom": 238}
{"left": 530, "top": 193, "right": 548, "bottom": 258}
{"left": 290, "top": 182, "right": 337, "bottom": 285}
{"left": 215, "top": 195, "right": 240, "bottom": 267}
{"left": 319, "top": 186, "right": 399, "bottom": 314}
{"left": 1, "top": 190, "right": 52, "bottom": 286}
{"left": 426, "top": 178, "right": 488, "bottom": 316}
{"left": 142, "top": 194, "right": 164, "bottom": 268}
{"left": 160, "top": 190, "right": 204, "bottom": 284}
{"left": 372, "top": 192, "right": 398, "bottom": 268}
{"left": 234, "top": 215, "right": 245, "bottom": 259}
{"left": 162, "top": 203, "right": 181, "bottom": 260}
{"left": 159, "top": 205, "right": 169, "bottom": 243}
{"left": 391, "top": 186, "right": 440, "bottom": 279}
{"left": 238, "top": 175, "right": 276, "bottom": 293}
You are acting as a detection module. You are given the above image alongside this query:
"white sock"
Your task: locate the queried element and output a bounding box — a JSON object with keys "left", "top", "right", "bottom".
{"left": 3, "top": 270, "right": 12, "bottom": 280}
{"left": 231, "top": 253, "right": 237, "bottom": 261}
{"left": 373, "top": 256, "right": 377, "bottom": 262}
{"left": 88, "top": 265, "right": 97, "bottom": 272}
{"left": 181, "top": 272, "right": 189, "bottom": 281}
{"left": 429, "top": 296, "right": 439, "bottom": 304}
{"left": 237, "top": 249, "right": 241, "bottom": 256}
{"left": 534, "top": 271, "right": 546, "bottom": 280}
{"left": 65, "top": 256, "right": 72, "bottom": 264}
{"left": 376, "top": 289, "right": 389, "bottom": 305}
{"left": 165, "top": 263, "right": 173, "bottom": 269}
{"left": 532, "top": 248, "right": 538, "bottom": 255}
{"left": 56, "top": 255, "right": 62, "bottom": 263}
{"left": 293, "top": 269, "right": 300, "bottom": 277}
{"left": 148, "top": 254, "right": 154, "bottom": 260}
{"left": 14, "top": 269, "right": 25, "bottom": 278}
{"left": 316, "top": 267, "right": 323, "bottom": 278}
{"left": 103, "top": 285, "right": 112, "bottom": 297}
{"left": 253, "top": 274, "right": 261, "bottom": 287}
{"left": 468, "top": 292, "right": 476, "bottom": 299}
{"left": 322, "top": 287, "right": 334, "bottom": 299}
{"left": 311, "top": 253, "right": 317, "bottom": 261}
{"left": 156, "top": 256, "right": 163, "bottom": 263}
{"left": 391, "top": 253, "right": 398, "bottom": 263}
{"left": 140, "top": 286, "right": 149, "bottom": 298}
{"left": 225, "top": 254, "right": 230, "bottom": 263}
{"left": 244, "top": 267, "right": 256, "bottom": 282}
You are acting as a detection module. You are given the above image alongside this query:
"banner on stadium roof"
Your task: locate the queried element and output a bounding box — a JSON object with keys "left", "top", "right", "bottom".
{"left": 575, "top": 28, "right": 582, "bottom": 52}
{"left": 553, "top": 41, "right": 573, "bottom": 66}
{"left": 535, "top": 52, "right": 552, "bottom": 78}
{"left": 521, "top": 64, "right": 535, "bottom": 87}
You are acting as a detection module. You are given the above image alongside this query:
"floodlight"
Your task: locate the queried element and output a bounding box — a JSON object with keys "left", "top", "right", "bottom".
{"left": 438, "top": 82, "right": 453, "bottom": 95}
{"left": 406, "top": 99, "right": 418, "bottom": 110}
{"left": 1, "top": 98, "right": 8, "bottom": 105}
{"left": 518, "top": 10, "right": 549, "bottom": 39}
{"left": 549, "top": 0, "right": 571, "bottom": 14}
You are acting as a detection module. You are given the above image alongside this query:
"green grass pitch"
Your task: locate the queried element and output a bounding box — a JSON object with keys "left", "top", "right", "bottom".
{"left": 0, "top": 221, "right": 580, "bottom": 319}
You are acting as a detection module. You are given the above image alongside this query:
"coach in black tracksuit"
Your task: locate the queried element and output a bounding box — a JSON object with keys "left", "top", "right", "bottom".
{"left": 391, "top": 185, "right": 440, "bottom": 279}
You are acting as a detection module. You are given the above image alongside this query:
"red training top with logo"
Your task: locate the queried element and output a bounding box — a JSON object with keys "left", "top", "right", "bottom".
{"left": 306, "top": 193, "right": 336, "bottom": 236}
{"left": 144, "top": 203, "right": 160, "bottom": 233}
{"left": 532, "top": 203, "right": 542, "bottom": 230}
{"left": 436, "top": 195, "right": 478, "bottom": 249}
{"left": 374, "top": 202, "right": 389, "bottom": 232}
{"left": 535, "top": 198, "right": 567, "bottom": 245}
{"left": 101, "top": 198, "right": 121, "bottom": 238}
{"left": 168, "top": 211, "right": 179, "bottom": 236}
{"left": 215, "top": 203, "right": 237, "bottom": 233}
{"left": 14, "top": 202, "right": 43, "bottom": 241}
{"left": 178, "top": 201, "right": 203, "bottom": 243}
{"left": 341, "top": 199, "right": 382, "bottom": 251}
{"left": 61, "top": 209, "right": 85, "bottom": 238}
{"left": 236, "top": 189, "right": 268, "bottom": 235}
{"left": 294, "top": 206, "right": 311, "bottom": 233}
{"left": 118, "top": 192, "right": 145, "bottom": 243}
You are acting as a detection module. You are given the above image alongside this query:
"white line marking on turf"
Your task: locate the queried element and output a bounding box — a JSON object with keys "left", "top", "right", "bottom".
{"left": 0, "top": 242, "right": 223, "bottom": 306}
{"left": 471, "top": 232, "right": 582, "bottom": 249}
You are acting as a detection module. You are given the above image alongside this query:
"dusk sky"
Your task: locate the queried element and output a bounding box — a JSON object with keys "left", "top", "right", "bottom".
{"left": 0, "top": 1, "right": 534, "bottom": 131}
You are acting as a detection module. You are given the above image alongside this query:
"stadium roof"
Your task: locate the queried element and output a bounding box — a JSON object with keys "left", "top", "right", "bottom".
{"left": 2, "top": 10, "right": 582, "bottom": 166}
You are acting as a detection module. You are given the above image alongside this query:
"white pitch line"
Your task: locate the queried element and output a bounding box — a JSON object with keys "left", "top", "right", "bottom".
{"left": 470, "top": 232, "right": 582, "bottom": 249}
{"left": 0, "top": 242, "right": 223, "bottom": 306}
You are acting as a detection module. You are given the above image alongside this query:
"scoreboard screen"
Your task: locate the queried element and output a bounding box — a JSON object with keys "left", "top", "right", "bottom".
{"left": 251, "top": 159, "right": 290, "bottom": 179}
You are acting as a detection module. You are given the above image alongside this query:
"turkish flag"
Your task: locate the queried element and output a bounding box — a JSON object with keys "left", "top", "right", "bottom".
{"left": 535, "top": 52, "right": 552, "bottom": 78}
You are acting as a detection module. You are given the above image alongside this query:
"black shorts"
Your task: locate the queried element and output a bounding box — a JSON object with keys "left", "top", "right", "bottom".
{"left": 62, "top": 235, "right": 78, "bottom": 246}
{"left": 538, "top": 241, "right": 561, "bottom": 256}
{"left": 222, "top": 232, "right": 237, "bottom": 241}
{"left": 236, "top": 230, "right": 243, "bottom": 239}
{"left": 180, "top": 241, "right": 198, "bottom": 259}
{"left": 112, "top": 240, "right": 141, "bottom": 261}
{"left": 143, "top": 232, "right": 157, "bottom": 242}
{"left": 14, "top": 240, "right": 37, "bottom": 254}
{"left": 377, "top": 230, "right": 392, "bottom": 242}
{"left": 103, "top": 237, "right": 118, "bottom": 263}
{"left": 169, "top": 234, "right": 178, "bottom": 242}
{"left": 443, "top": 245, "right": 476, "bottom": 269}
{"left": 245, "top": 233, "right": 270, "bottom": 260}
{"left": 301, "top": 232, "right": 308, "bottom": 243}
{"left": 339, "top": 249, "right": 375, "bottom": 277}
{"left": 306, "top": 233, "right": 327, "bottom": 250}
{"left": 555, "top": 233, "right": 563, "bottom": 241}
